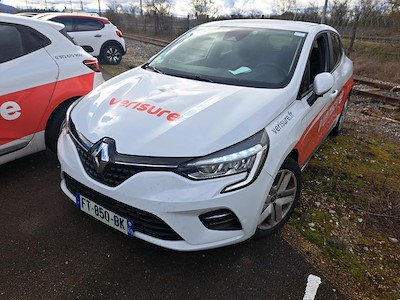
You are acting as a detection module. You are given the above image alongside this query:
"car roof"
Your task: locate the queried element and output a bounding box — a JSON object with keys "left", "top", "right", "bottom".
{"left": 34, "top": 12, "right": 108, "bottom": 22}
{"left": 0, "top": 12, "right": 64, "bottom": 31}
{"left": 200, "top": 19, "right": 333, "bottom": 33}
{"left": 16, "top": 12, "right": 40, "bottom": 17}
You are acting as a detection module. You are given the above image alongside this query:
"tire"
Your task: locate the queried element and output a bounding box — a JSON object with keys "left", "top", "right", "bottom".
{"left": 330, "top": 97, "right": 349, "bottom": 136}
{"left": 256, "top": 157, "right": 301, "bottom": 237}
{"left": 45, "top": 100, "right": 74, "bottom": 153}
{"left": 102, "top": 43, "right": 122, "bottom": 65}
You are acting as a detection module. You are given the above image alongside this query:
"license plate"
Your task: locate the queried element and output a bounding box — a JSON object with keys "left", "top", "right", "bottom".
{"left": 75, "top": 193, "right": 134, "bottom": 237}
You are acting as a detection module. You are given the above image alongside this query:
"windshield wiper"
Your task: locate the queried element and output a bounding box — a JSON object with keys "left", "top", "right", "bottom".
{"left": 193, "top": 74, "right": 214, "bottom": 83}
{"left": 142, "top": 63, "right": 164, "bottom": 74}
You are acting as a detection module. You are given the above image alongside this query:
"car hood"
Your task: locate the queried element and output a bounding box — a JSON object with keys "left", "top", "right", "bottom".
{"left": 71, "top": 68, "right": 290, "bottom": 157}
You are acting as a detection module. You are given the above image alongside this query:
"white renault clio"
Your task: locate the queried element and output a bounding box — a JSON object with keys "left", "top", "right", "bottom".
{"left": 58, "top": 20, "right": 353, "bottom": 251}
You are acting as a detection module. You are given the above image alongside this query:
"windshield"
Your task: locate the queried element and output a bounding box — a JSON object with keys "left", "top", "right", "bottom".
{"left": 146, "top": 26, "right": 307, "bottom": 88}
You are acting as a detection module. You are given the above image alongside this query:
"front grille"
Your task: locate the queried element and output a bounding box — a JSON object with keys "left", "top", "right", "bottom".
{"left": 75, "top": 142, "right": 140, "bottom": 187}
{"left": 64, "top": 173, "right": 183, "bottom": 241}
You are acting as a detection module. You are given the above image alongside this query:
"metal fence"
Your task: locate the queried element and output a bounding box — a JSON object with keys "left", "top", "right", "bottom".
{"left": 107, "top": 9, "right": 400, "bottom": 43}
{"left": 106, "top": 6, "right": 400, "bottom": 82}
{"left": 105, "top": 11, "right": 207, "bottom": 37}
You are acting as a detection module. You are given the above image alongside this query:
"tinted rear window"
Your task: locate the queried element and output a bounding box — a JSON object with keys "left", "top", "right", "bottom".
{"left": 52, "top": 17, "right": 73, "bottom": 31}
{"left": 75, "top": 18, "right": 104, "bottom": 31}
{"left": 0, "top": 23, "right": 51, "bottom": 63}
{"left": 51, "top": 17, "right": 104, "bottom": 32}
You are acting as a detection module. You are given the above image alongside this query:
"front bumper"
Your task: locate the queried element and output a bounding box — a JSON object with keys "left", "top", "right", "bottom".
{"left": 57, "top": 129, "right": 273, "bottom": 251}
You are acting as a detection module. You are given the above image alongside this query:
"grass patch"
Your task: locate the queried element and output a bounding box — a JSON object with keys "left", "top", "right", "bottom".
{"left": 343, "top": 39, "right": 400, "bottom": 82}
{"left": 100, "top": 64, "right": 131, "bottom": 78}
{"left": 293, "top": 123, "right": 400, "bottom": 299}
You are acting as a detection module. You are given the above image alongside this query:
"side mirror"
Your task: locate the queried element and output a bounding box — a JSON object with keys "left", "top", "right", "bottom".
{"left": 307, "top": 72, "right": 334, "bottom": 106}
{"left": 314, "top": 72, "right": 334, "bottom": 96}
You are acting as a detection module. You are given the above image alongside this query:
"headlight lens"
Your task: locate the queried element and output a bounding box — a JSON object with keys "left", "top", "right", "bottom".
{"left": 65, "top": 98, "right": 93, "bottom": 150}
{"left": 177, "top": 129, "right": 269, "bottom": 192}
{"left": 181, "top": 145, "right": 261, "bottom": 179}
{"left": 64, "top": 99, "right": 80, "bottom": 134}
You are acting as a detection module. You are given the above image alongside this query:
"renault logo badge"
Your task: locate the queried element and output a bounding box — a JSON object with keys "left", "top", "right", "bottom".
{"left": 91, "top": 141, "right": 110, "bottom": 174}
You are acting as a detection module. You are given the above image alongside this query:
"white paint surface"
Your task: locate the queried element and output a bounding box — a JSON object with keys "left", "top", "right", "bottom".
{"left": 303, "top": 274, "right": 322, "bottom": 300}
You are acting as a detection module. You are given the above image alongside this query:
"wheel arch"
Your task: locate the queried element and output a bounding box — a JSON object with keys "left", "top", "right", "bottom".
{"left": 44, "top": 96, "right": 80, "bottom": 151}
{"left": 100, "top": 40, "right": 125, "bottom": 56}
{"left": 287, "top": 149, "right": 299, "bottom": 165}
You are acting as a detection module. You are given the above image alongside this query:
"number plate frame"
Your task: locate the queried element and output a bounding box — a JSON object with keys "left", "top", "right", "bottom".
{"left": 75, "top": 193, "right": 134, "bottom": 237}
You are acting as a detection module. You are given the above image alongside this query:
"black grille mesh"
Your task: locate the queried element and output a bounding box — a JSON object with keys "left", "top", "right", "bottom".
{"left": 75, "top": 142, "right": 139, "bottom": 187}
{"left": 64, "top": 173, "right": 183, "bottom": 241}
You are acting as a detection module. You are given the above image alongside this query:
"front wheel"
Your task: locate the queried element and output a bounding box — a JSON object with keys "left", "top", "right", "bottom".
{"left": 102, "top": 43, "right": 122, "bottom": 65}
{"left": 256, "top": 157, "right": 301, "bottom": 237}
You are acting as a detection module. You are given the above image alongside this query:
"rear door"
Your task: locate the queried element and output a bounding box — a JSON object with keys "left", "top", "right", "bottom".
{"left": 0, "top": 22, "right": 58, "bottom": 155}
{"left": 70, "top": 17, "right": 105, "bottom": 57}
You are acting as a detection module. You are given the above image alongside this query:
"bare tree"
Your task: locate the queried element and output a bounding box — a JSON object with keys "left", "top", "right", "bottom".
{"left": 277, "top": 0, "right": 297, "bottom": 14}
{"left": 144, "top": 0, "right": 173, "bottom": 34}
{"left": 230, "top": 7, "right": 245, "bottom": 18}
{"left": 357, "top": 0, "right": 381, "bottom": 25}
{"left": 347, "top": 0, "right": 381, "bottom": 53}
{"left": 299, "top": 1, "right": 320, "bottom": 22}
{"left": 329, "top": 0, "right": 350, "bottom": 26}
{"left": 128, "top": 2, "right": 139, "bottom": 14}
{"left": 107, "top": 0, "right": 122, "bottom": 12}
{"left": 145, "top": 0, "right": 173, "bottom": 16}
{"left": 248, "top": 8, "right": 263, "bottom": 18}
{"left": 388, "top": 0, "right": 400, "bottom": 12}
{"left": 387, "top": 0, "right": 400, "bottom": 29}
{"left": 191, "top": 0, "right": 217, "bottom": 18}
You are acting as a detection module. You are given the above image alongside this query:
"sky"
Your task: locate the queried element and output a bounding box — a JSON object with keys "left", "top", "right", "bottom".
{"left": 1, "top": 0, "right": 326, "bottom": 17}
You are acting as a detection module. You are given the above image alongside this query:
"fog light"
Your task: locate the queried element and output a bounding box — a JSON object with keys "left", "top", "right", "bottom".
{"left": 199, "top": 209, "right": 242, "bottom": 231}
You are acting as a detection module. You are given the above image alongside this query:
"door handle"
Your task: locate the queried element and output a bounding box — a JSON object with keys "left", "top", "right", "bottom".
{"left": 330, "top": 89, "right": 339, "bottom": 99}
{"left": 94, "top": 34, "right": 102, "bottom": 37}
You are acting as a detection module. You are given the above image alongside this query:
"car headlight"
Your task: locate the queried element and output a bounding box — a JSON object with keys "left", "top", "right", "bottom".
{"left": 177, "top": 129, "right": 269, "bottom": 193}
{"left": 65, "top": 98, "right": 93, "bottom": 150}
{"left": 64, "top": 99, "right": 80, "bottom": 133}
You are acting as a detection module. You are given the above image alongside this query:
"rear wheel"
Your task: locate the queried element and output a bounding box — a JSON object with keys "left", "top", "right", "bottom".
{"left": 102, "top": 43, "right": 122, "bottom": 65}
{"left": 256, "top": 157, "right": 301, "bottom": 237}
{"left": 45, "top": 100, "right": 74, "bottom": 153}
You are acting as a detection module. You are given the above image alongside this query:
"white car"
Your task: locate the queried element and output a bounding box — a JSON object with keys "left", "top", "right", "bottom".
{"left": 0, "top": 13, "right": 104, "bottom": 165}
{"left": 58, "top": 20, "right": 353, "bottom": 251}
{"left": 34, "top": 13, "right": 126, "bottom": 65}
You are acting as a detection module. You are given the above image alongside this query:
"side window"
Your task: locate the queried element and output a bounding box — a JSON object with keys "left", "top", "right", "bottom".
{"left": 0, "top": 24, "right": 23, "bottom": 63}
{"left": 330, "top": 33, "right": 343, "bottom": 71}
{"left": 298, "top": 34, "right": 329, "bottom": 98}
{"left": 52, "top": 17, "right": 73, "bottom": 31}
{"left": 0, "top": 23, "right": 51, "bottom": 63}
{"left": 74, "top": 18, "right": 104, "bottom": 31}
{"left": 22, "top": 26, "right": 51, "bottom": 53}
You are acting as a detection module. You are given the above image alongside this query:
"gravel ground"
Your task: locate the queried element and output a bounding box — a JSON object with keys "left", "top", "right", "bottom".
{"left": 101, "top": 39, "right": 163, "bottom": 77}
{"left": 122, "top": 39, "right": 163, "bottom": 67}
{"left": 347, "top": 96, "right": 400, "bottom": 140}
